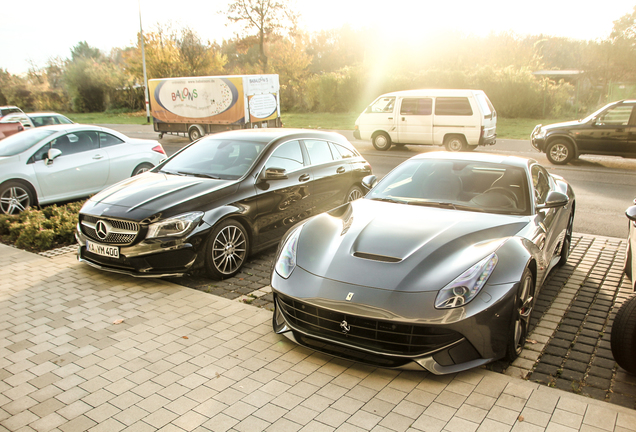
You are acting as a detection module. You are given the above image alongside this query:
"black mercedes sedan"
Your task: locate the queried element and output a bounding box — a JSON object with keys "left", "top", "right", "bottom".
{"left": 75, "top": 129, "right": 371, "bottom": 279}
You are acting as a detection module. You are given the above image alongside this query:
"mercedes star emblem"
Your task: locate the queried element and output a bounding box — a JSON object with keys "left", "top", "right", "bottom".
{"left": 95, "top": 220, "right": 109, "bottom": 240}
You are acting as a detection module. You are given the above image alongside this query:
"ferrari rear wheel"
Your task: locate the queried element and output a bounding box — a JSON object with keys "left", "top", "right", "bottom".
{"left": 506, "top": 268, "right": 535, "bottom": 362}
{"left": 204, "top": 219, "right": 249, "bottom": 279}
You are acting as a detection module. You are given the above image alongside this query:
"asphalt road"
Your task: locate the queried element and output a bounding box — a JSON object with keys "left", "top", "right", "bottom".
{"left": 104, "top": 124, "right": 636, "bottom": 239}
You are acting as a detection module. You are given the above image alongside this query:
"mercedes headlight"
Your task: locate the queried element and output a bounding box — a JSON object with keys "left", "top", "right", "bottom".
{"left": 146, "top": 212, "right": 203, "bottom": 239}
{"left": 275, "top": 225, "right": 303, "bottom": 279}
{"left": 435, "top": 253, "right": 498, "bottom": 309}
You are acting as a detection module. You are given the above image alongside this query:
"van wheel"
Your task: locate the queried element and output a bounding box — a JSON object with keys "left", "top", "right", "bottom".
{"left": 372, "top": 133, "right": 392, "bottom": 151}
{"left": 444, "top": 136, "right": 467, "bottom": 152}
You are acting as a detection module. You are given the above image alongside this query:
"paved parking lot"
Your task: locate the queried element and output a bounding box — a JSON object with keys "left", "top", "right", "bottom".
{"left": 2, "top": 237, "right": 636, "bottom": 431}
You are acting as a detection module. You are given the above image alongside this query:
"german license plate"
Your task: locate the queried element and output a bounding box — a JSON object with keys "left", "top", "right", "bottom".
{"left": 86, "top": 240, "right": 119, "bottom": 258}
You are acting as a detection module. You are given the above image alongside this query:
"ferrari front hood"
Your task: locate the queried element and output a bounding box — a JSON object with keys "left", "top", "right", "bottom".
{"left": 296, "top": 199, "right": 529, "bottom": 292}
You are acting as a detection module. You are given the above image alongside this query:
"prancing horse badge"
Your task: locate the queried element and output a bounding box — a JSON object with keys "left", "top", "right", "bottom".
{"left": 346, "top": 292, "right": 354, "bottom": 301}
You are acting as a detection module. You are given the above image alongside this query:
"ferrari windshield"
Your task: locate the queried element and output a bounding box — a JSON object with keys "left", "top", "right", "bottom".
{"left": 367, "top": 159, "right": 531, "bottom": 215}
{"left": 161, "top": 138, "right": 267, "bottom": 180}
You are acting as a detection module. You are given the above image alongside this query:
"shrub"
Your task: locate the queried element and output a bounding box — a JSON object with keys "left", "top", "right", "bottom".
{"left": 0, "top": 201, "right": 84, "bottom": 252}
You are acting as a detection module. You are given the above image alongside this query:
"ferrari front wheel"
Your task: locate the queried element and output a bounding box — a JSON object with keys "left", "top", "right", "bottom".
{"left": 505, "top": 268, "right": 535, "bottom": 362}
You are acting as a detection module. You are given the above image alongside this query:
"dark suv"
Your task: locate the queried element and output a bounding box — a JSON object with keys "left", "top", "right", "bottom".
{"left": 531, "top": 100, "right": 636, "bottom": 165}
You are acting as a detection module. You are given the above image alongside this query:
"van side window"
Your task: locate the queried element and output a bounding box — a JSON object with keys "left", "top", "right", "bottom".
{"left": 400, "top": 98, "right": 432, "bottom": 115}
{"left": 435, "top": 97, "right": 473, "bottom": 116}
{"left": 368, "top": 97, "right": 395, "bottom": 113}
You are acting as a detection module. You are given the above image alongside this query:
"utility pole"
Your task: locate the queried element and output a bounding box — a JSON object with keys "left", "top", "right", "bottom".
{"left": 139, "top": 0, "right": 150, "bottom": 124}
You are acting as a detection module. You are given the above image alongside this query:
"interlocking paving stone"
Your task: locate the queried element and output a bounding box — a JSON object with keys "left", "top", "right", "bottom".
{"left": 3, "top": 237, "right": 636, "bottom": 431}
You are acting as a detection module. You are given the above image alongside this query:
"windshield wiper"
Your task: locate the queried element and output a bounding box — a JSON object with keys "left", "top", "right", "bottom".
{"left": 370, "top": 197, "right": 406, "bottom": 204}
{"left": 407, "top": 201, "right": 457, "bottom": 210}
{"left": 177, "top": 171, "right": 221, "bottom": 179}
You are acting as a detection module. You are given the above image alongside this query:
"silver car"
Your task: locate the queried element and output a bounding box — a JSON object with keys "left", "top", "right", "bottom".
{"left": 271, "top": 152, "right": 575, "bottom": 374}
{"left": 0, "top": 124, "right": 166, "bottom": 214}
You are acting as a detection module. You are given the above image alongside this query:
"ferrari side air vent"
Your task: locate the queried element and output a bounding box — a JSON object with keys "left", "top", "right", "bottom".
{"left": 353, "top": 252, "right": 402, "bottom": 263}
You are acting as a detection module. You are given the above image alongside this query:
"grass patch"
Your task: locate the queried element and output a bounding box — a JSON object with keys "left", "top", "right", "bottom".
{"left": 62, "top": 110, "right": 573, "bottom": 140}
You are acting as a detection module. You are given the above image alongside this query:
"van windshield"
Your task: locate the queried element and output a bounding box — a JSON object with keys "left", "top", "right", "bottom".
{"left": 367, "top": 97, "right": 395, "bottom": 113}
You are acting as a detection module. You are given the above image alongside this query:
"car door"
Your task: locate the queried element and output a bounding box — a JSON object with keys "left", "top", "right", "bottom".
{"left": 396, "top": 97, "right": 433, "bottom": 144}
{"left": 578, "top": 104, "right": 635, "bottom": 156}
{"left": 97, "top": 132, "right": 134, "bottom": 182}
{"left": 302, "top": 139, "right": 351, "bottom": 213}
{"left": 253, "top": 140, "right": 314, "bottom": 247}
{"left": 32, "top": 131, "right": 109, "bottom": 201}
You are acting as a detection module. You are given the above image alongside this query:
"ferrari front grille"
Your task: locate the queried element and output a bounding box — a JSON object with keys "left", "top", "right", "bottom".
{"left": 80, "top": 215, "right": 140, "bottom": 245}
{"left": 276, "top": 294, "right": 463, "bottom": 356}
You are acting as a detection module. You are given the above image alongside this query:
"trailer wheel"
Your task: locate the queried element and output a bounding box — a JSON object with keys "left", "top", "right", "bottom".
{"left": 189, "top": 127, "right": 202, "bottom": 142}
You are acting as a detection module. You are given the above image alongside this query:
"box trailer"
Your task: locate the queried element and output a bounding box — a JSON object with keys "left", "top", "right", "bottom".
{"left": 149, "top": 74, "right": 281, "bottom": 141}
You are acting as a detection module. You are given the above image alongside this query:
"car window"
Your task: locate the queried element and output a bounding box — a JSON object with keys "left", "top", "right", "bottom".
{"left": 400, "top": 98, "right": 432, "bottom": 115}
{"left": 367, "top": 159, "right": 529, "bottom": 215}
{"left": 304, "top": 140, "right": 334, "bottom": 165}
{"left": 531, "top": 165, "right": 550, "bottom": 204}
{"left": 475, "top": 93, "right": 495, "bottom": 118}
{"left": 333, "top": 143, "right": 357, "bottom": 159}
{"left": 161, "top": 138, "right": 266, "bottom": 180}
{"left": 0, "top": 129, "right": 55, "bottom": 157}
{"left": 368, "top": 97, "right": 395, "bottom": 113}
{"left": 99, "top": 132, "right": 125, "bottom": 147}
{"left": 264, "top": 140, "right": 304, "bottom": 173}
{"left": 597, "top": 105, "right": 634, "bottom": 126}
{"left": 435, "top": 97, "right": 473, "bottom": 116}
{"left": 35, "top": 131, "right": 100, "bottom": 159}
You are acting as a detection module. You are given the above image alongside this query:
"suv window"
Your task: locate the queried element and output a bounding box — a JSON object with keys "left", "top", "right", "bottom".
{"left": 400, "top": 98, "right": 432, "bottom": 115}
{"left": 435, "top": 97, "right": 473, "bottom": 116}
{"left": 304, "top": 140, "right": 334, "bottom": 165}
{"left": 264, "top": 140, "right": 304, "bottom": 173}
{"left": 596, "top": 105, "right": 634, "bottom": 126}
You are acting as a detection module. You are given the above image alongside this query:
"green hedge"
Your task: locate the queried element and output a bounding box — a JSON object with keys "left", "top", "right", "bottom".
{"left": 0, "top": 201, "right": 85, "bottom": 252}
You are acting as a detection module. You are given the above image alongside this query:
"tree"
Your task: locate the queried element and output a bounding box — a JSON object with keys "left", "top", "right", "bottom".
{"left": 225, "top": 0, "right": 298, "bottom": 71}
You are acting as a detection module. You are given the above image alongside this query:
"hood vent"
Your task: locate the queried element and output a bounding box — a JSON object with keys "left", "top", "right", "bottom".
{"left": 353, "top": 252, "right": 402, "bottom": 263}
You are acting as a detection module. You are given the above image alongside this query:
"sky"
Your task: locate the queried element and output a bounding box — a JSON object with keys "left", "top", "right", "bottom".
{"left": 2, "top": 0, "right": 635, "bottom": 75}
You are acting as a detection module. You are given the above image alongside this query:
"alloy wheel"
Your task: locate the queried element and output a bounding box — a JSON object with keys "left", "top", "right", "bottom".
{"left": 0, "top": 186, "right": 30, "bottom": 215}
{"left": 212, "top": 224, "right": 247, "bottom": 275}
{"left": 512, "top": 274, "right": 534, "bottom": 355}
{"left": 348, "top": 188, "right": 364, "bottom": 201}
{"left": 549, "top": 143, "right": 569, "bottom": 163}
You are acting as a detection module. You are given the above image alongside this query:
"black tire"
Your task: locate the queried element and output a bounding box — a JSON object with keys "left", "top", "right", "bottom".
{"left": 505, "top": 268, "right": 535, "bottom": 362}
{"left": 372, "top": 133, "right": 392, "bottom": 151}
{"left": 0, "top": 181, "right": 35, "bottom": 215}
{"left": 204, "top": 219, "right": 249, "bottom": 279}
{"left": 611, "top": 295, "right": 636, "bottom": 375}
{"left": 189, "top": 127, "right": 202, "bottom": 142}
{"left": 132, "top": 163, "right": 154, "bottom": 176}
{"left": 558, "top": 212, "right": 574, "bottom": 267}
{"left": 626, "top": 242, "right": 633, "bottom": 281}
{"left": 444, "top": 135, "right": 467, "bottom": 152}
{"left": 346, "top": 185, "right": 364, "bottom": 202}
{"left": 546, "top": 140, "right": 574, "bottom": 165}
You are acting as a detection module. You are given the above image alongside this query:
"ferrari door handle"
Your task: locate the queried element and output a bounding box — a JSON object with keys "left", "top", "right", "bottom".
{"left": 298, "top": 174, "right": 310, "bottom": 182}
{"left": 93, "top": 154, "right": 104, "bottom": 160}
{"left": 336, "top": 166, "right": 345, "bottom": 174}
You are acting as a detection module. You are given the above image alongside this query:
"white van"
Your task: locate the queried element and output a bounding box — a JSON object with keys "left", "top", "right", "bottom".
{"left": 353, "top": 89, "right": 497, "bottom": 151}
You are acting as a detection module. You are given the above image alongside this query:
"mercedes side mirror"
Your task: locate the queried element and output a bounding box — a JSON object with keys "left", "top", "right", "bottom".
{"left": 362, "top": 175, "right": 378, "bottom": 190}
{"left": 263, "top": 167, "right": 288, "bottom": 180}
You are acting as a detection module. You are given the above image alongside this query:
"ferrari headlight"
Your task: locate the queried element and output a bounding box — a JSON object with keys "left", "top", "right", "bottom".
{"left": 146, "top": 212, "right": 203, "bottom": 239}
{"left": 435, "top": 253, "right": 498, "bottom": 309}
{"left": 275, "top": 225, "right": 303, "bottom": 279}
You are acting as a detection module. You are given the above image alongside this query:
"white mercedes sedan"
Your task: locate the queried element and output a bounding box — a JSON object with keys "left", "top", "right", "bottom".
{"left": 0, "top": 124, "right": 166, "bottom": 214}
